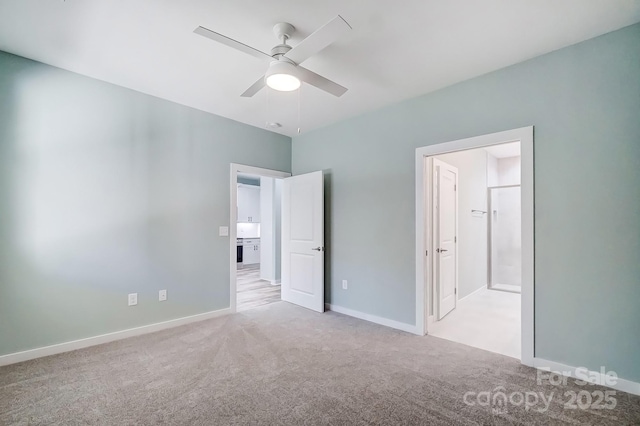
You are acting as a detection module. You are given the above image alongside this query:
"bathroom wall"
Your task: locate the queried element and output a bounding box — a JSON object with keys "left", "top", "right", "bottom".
{"left": 487, "top": 153, "right": 499, "bottom": 187}
{"left": 497, "top": 156, "right": 521, "bottom": 186}
{"left": 487, "top": 155, "right": 520, "bottom": 187}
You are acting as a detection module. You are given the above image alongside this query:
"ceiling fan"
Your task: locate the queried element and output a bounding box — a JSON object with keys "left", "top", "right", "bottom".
{"left": 194, "top": 15, "right": 351, "bottom": 97}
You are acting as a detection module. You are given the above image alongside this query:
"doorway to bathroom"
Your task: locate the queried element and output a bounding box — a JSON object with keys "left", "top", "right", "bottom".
{"left": 415, "top": 126, "right": 534, "bottom": 365}
{"left": 428, "top": 143, "right": 522, "bottom": 358}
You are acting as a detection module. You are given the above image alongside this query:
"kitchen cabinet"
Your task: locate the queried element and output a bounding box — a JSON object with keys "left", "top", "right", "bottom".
{"left": 242, "top": 239, "right": 261, "bottom": 264}
{"left": 237, "top": 184, "right": 260, "bottom": 223}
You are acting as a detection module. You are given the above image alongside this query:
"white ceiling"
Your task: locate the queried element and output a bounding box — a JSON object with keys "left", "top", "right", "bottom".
{"left": 1, "top": 1, "right": 639, "bottom": 137}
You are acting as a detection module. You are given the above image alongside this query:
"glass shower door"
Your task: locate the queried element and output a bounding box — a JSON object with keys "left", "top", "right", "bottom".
{"left": 488, "top": 185, "right": 521, "bottom": 293}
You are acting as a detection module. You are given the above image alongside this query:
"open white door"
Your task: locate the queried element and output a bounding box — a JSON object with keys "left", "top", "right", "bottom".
{"left": 433, "top": 159, "right": 458, "bottom": 320}
{"left": 281, "top": 171, "right": 324, "bottom": 312}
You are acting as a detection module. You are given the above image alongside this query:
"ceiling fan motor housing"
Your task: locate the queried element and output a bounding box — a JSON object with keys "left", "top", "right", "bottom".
{"left": 273, "top": 22, "right": 295, "bottom": 41}
{"left": 270, "top": 44, "right": 292, "bottom": 58}
{"left": 271, "top": 22, "right": 295, "bottom": 58}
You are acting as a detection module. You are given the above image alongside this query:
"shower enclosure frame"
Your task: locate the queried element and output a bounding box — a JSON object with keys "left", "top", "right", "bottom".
{"left": 487, "top": 184, "right": 522, "bottom": 293}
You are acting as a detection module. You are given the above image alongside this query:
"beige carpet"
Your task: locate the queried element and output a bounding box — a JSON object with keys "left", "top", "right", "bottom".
{"left": 1, "top": 302, "right": 639, "bottom": 425}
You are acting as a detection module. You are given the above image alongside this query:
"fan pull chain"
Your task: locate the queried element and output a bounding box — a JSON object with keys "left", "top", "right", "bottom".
{"left": 297, "top": 85, "right": 301, "bottom": 134}
{"left": 265, "top": 86, "right": 269, "bottom": 128}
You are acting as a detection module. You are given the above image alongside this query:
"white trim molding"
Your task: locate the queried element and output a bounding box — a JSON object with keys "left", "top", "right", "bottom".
{"left": 325, "top": 303, "right": 419, "bottom": 335}
{"left": 415, "top": 126, "right": 535, "bottom": 367}
{"left": 0, "top": 308, "right": 231, "bottom": 367}
{"left": 533, "top": 357, "right": 640, "bottom": 396}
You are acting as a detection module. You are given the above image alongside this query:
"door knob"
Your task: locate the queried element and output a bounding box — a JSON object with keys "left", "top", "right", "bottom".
{"left": 436, "top": 248, "right": 448, "bottom": 253}
{"left": 312, "top": 247, "right": 325, "bottom": 252}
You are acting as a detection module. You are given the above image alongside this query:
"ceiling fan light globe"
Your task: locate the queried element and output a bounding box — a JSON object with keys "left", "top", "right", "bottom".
{"left": 265, "top": 60, "right": 300, "bottom": 92}
{"left": 266, "top": 73, "right": 301, "bottom": 91}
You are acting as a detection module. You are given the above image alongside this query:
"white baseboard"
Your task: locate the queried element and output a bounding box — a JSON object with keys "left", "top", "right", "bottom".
{"left": 533, "top": 357, "right": 640, "bottom": 396}
{"left": 325, "top": 303, "right": 419, "bottom": 335}
{"left": 0, "top": 308, "right": 231, "bottom": 367}
{"left": 458, "top": 285, "right": 486, "bottom": 302}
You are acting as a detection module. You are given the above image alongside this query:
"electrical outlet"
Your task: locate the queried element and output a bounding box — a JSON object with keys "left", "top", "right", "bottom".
{"left": 128, "top": 293, "right": 138, "bottom": 306}
{"left": 342, "top": 280, "right": 348, "bottom": 290}
{"left": 159, "top": 289, "right": 167, "bottom": 302}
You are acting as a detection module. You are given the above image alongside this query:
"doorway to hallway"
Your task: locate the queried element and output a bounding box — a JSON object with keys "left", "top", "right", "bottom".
{"left": 229, "top": 164, "right": 326, "bottom": 314}
{"left": 235, "top": 172, "right": 283, "bottom": 312}
{"left": 231, "top": 166, "right": 289, "bottom": 313}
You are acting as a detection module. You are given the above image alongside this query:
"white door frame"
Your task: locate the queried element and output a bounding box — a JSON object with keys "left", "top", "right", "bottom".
{"left": 414, "top": 126, "right": 534, "bottom": 366}
{"left": 229, "top": 163, "right": 291, "bottom": 313}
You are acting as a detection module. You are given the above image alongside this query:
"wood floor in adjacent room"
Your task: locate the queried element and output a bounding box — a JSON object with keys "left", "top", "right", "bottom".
{"left": 1, "top": 302, "right": 638, "bottom": 425}
{"left": 236, "top": 264, "right": 281, "bottom": 312}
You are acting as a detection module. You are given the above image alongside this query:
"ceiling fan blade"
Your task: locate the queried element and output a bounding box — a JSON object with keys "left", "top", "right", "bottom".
{"left": 194, "top": 26, "right": 272, "bottom": 62}
{"left": 297, "top": 66, "right": 347, "bottom": 97}
{"left": 240, "top": 77, "right": 266, "bottom": 97}
{"left": 284, "top": 15, "right": 351, "bottom": 65}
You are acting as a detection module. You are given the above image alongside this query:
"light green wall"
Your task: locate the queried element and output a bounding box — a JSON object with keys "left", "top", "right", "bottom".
{"left": 293, "top": 24, "right": 640, "bottom": 382}
{"left": 2, "top": 24, "right": 639, "bottom": 384}
{"left": 0, "top": 51, "right": 291, "bottom": 356}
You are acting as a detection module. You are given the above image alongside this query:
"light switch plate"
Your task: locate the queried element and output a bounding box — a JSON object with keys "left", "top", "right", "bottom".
{"left": 219, "top": 226, "right": 229, "bottom": 236}
{"left": 159, "top": 289, "right": 167, "bottom": 302}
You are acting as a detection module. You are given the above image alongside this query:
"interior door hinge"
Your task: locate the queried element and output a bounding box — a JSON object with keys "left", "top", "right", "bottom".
{"left": 426, "top": 250, "right": 428, "bottom": 256}
{"left": 455, "top": 288, "right": 457, "bottom": 294}
{"left": 455, "top": 236, "right": 457, "bottom": 243}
